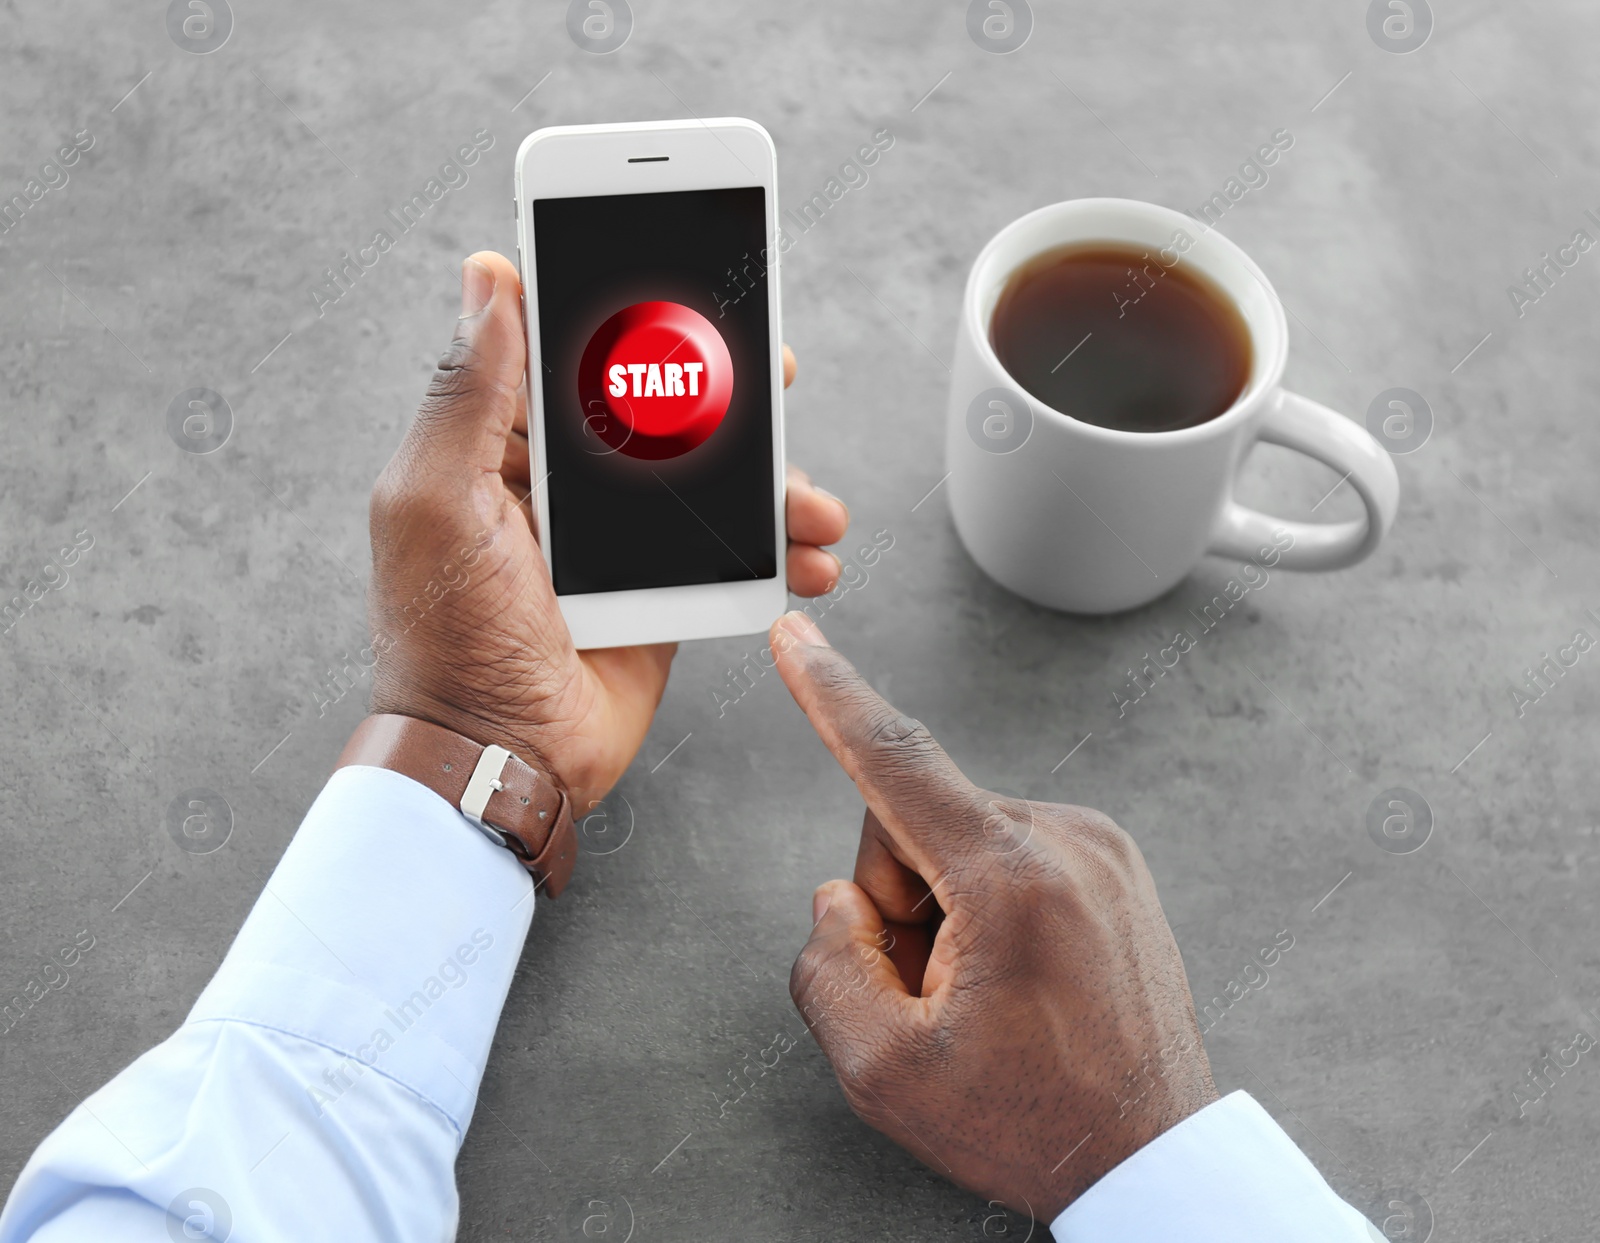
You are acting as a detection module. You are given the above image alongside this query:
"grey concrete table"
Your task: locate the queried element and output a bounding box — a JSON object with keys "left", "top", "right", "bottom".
{"left": 2, "top": 2, "right": 1596, "bottom": 1239}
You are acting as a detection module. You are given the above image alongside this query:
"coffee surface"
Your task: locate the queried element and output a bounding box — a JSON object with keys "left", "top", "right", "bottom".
{"left": 990, "top": 241, "right": 1252, "bottom": 433}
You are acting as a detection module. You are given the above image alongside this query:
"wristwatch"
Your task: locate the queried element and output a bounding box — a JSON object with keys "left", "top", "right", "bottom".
{"left": 336, "top": 714, "right": 578, "bottom": 897}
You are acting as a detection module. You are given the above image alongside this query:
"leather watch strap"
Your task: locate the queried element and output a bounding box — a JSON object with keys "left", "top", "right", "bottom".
{"left": 336, "top": 714, "right": 578, "bottom": 897}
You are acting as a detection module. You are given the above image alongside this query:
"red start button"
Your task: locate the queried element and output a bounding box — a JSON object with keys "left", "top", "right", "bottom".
{"left": 577, "top": 301, "right": 735, "bottom": 460}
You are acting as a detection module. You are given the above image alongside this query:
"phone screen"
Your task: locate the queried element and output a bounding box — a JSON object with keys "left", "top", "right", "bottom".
{"left": 532, "top": 186, "right": 777, "bottom": 597}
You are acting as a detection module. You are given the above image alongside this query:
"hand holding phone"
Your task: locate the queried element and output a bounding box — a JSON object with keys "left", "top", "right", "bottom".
{"left": 516, "top": 118, "right": 793, "bottom": 648}
{"left": 365, "top": 250, "right": 847, "bottom": 818}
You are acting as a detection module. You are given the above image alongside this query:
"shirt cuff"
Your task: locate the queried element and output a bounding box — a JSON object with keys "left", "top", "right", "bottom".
{"left": 1050, "top": 1091, "right": 1376, "bottom": 1242}
{"left": 186, "top": 764, "right": 535, "bottom": 1136}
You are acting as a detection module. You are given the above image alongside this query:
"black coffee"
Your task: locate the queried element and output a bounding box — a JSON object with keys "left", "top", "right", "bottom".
{"left": 990, "top": 240, "right": 1252, "bottom": 433}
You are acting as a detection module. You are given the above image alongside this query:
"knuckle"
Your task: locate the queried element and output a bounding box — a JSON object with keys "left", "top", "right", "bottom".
{"left": 428, "top": 333, "right": 485, "bottom": 392}
{"left": 838, "top": 1037, "right": 897, "bottom": 1098}
{"left": 965, "top": 789, "right": 1047, "bottom": 862}
{"left": 1000, "top": 841, "right": 1074, "bottom": 905}
{"left": 973, "top": 789, "right": 1036, "bottom": 851}
{"left": 1063, "top": 805, "right": 1140, "bottom": 866}
{"left": 788, "top": 942, "right": 832, "bottom": 1009}
{"left": 1046, "top": 803, "right": 1150, "bottom": 894}
{"left": 369, "top": 462, "right": 402, "bottom": 524}
{"left": 423, "top": 333, "right": 519, "bottom": 412}
{"left": 960, "top": 798, "right": 1074, "bottom": 898}
{"left": 801, "top": 655, "right": 963, "bottom": 785}
{"left": 836, "top": 1008, "right": 931, "bottom": 1096}
{"left": 860, "top": 709, "right": 948, "bottom": 782}
{"left": 788, "top": 950, "right": 937, "bottom": 1112}
{"left": 369, "top": 451, "right": 452, "bottom": 540}
{"left": 865, "top": 709, "right": 932, "bottom": 753}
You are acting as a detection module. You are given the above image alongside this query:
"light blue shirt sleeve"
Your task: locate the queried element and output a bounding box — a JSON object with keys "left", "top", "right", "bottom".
{"left": 1050, "top": 1090, "right": 1378, "bottom": 1241}
{"left": 2, "top": 768, "right": 1377, "bottom": 1241}
{"left": 0, "top": 765, "right": 535, "bottom": 1242}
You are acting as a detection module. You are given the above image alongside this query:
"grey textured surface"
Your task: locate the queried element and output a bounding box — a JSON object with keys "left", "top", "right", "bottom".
{"left": 2, "top": 1, "right": 1597, "bottom": 1239}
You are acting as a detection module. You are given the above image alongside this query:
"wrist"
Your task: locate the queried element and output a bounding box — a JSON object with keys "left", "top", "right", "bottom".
{"left": 337, "top": 712, "right": 581, "bottom": 896}
{"left": 369, "top": 695, "right": 557, "bottom": 777}
{"left": 368, "top": 675, "right": 576, "bottom": 771}
{"left": 1047, "top": 1067, "right": 1219, "bottom": 1217}
{"left": 364, "top": 687, "right": 613, "bottom": 822}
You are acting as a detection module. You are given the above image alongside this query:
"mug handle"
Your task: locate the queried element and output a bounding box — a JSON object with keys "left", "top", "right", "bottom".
{"left": 1206, "top": 388, "right": 1400, "bottom": 571}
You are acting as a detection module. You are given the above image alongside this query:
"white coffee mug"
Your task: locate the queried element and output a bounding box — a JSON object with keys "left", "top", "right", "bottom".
{"left": 945, "top": 198, "right": 1399, "bottom": 614}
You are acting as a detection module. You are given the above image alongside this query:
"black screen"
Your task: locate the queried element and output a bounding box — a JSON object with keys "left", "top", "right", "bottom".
{"left": 533, "top": 186, "right": 777, "bottom": 596}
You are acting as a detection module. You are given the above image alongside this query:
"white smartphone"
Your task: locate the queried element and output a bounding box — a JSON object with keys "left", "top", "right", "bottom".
{"left": 513, "top": 118, "right": 787, "bottom": 650}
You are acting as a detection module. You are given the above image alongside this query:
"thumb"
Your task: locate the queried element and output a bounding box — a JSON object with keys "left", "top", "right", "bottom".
{"left": 408, "top": 251, "right": 528, "bottom": 481}
{"left": 790, "top": 880, "right": 914, "bottom": 1068}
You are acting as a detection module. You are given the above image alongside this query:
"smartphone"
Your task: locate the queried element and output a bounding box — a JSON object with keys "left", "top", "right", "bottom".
{"left": 514, "top": 118, "right": 787, "bottom": 650}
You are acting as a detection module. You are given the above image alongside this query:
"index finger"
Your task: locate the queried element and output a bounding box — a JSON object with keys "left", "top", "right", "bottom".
{"left": 770, "top": 611, "right": 984, "bottom": 877}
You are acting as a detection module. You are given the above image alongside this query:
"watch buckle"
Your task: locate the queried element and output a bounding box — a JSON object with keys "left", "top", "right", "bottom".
{"left": 459, "top": 744, "right": 513, "bottom": 847}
